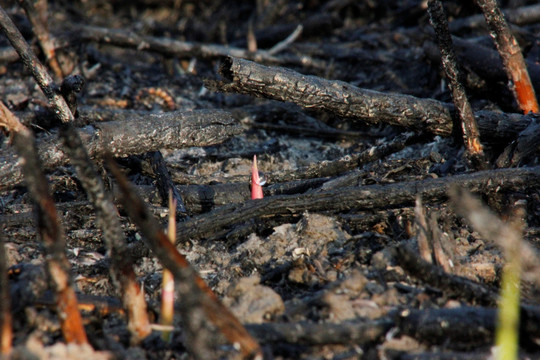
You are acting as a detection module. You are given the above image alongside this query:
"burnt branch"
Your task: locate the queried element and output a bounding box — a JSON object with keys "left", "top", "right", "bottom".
{"left": 0, "top": 103, "right": 88, "bottom": 344}
{"left": 0, "top": 109, "right": 241, "bottom": 190}
{"left": 173, "top": 166, "right": 540, "bottom": 244}
{"left": 68, "top": 24, "right": 323, "bottom": 69}
{"left": 246, "top": 318, "right": 392, "bottom": 345}
{"left": 59, "top": 125, "right": 151, "bottom": 343}
{"left": 211, "top": 56, "right": 453, "bottom": 136}
{"left": 211, "top": 56, "right": 536, "bottom": 140}
{"left": 143, "top": 151, "right": 189, "bottom": 219}
{"left": 397, "top": 307, "right": 495, "bottom": 347}
{"left": 428, "top": 1, "right": 486, "bottom": 168}
{"left": 107, "top": 158, "right": 262, "bottom": 359}
{"left": 496, "top": 116, "right": 540, "bottom": 167}
{"left": 269, "top": 132, "right": 418, "bottom": 184}
{"left": 397, "top": 306, "right": 540, "bottom": 348}
{"left": 474, "top": 0, "right": 539, "bottom": 113}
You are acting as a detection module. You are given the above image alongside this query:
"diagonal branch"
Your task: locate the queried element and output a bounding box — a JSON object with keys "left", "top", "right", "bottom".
{"left": 107, "top": 157, "right": 262, "bottom": 359}
{"left": 0, "top": 102, "right": 88, "bottom": 344}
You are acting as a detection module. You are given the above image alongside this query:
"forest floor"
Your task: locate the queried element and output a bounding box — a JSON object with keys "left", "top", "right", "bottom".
{"left": 2, "top": 0, "right": 540, "bottom": 359}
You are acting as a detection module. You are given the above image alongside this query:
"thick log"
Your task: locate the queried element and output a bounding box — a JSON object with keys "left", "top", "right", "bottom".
{"left": 0, "top": 109, "right": 241, "bottom": 190}
{"left": 210, "top": 56, "right": 536, "bottom": 141}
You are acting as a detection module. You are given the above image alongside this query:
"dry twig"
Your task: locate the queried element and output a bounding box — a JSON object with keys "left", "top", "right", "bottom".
{"left": 428, "top": 0, "right": 486, "bottom": 168}
{"left": 0, "top": 231, "right": 12, "bottom": 355}
{"left": 474, "top": 0, "right": 539, "bottom": 113}
{"left": 107, "top": 158, "right": 263, "bottom": 359}
{"left": 17, "top": 0, "right": 63, "bottom": 78}
{"left": 0, "top": 102, "right": 88, "bottom": 344}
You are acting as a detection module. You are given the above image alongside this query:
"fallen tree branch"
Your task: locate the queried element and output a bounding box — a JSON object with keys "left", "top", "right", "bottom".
{"left": 173, "top": 166, "right": 540, "bottom": 244}
{"left": 0, "top": 109, "right": 241, "bottom": 190}
{"left": 397, "top": 305, "right": 540, "bottom": 348}
{"left": 209, "top": 56, "right": 536, "bottom": 140}
{"left": 65, "top": 24, "right": 324, "bottom": 69}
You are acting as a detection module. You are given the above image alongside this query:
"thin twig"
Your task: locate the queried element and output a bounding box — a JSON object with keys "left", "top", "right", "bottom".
{"left": 0, "top": 5, "right": 73, "bottom": 123}
{"left": 427, "top": 0, "right": 487, "bottom": 168}
{"left": 107, "top": 157, "right": 263, "bottom": 359}
{"left": 17, "top": 0, "right": 63, "bottom": 78}
{"left": 0, "top": 230, "right": 12, "bottom": 355}
{"left": 414, "top": 197, "right": 432, "bottom": 264}
{"left": 0, "top": 102, "right": 88, "bottom": 344}
{"left": 449, "top": 4, "right": 540, "bottom": 32}
{"left": 474, "top": 0, "right": 539, "bottom": 113}
{"left": 68, "top": 24, "right": 323, "bottom": 69}
{"left": 268, "top": 24, "right": 303, "bottom": 55}
{"left": 160, "top": 191, "right": 176, "bottom": 343}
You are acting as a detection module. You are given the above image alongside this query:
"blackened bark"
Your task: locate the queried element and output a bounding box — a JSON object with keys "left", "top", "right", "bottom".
{"left": 211, "top": 56, "right": 536, "bottom": 141}
{"left": 173, "top": 166, "right": 540, "bottom": 244}
{"left": 212, "top": 56, "right": 454, "bottom": 136}
{"left": 0, "top": 109, "right": 241, "bottom": 190}
{"left": 428, "top": 1, "right": 486, "bottom": 168}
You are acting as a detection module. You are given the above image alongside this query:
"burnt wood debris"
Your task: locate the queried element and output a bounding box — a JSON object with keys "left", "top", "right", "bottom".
{"left": 2, "top": 0, "right": 540, "bottom": 359}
